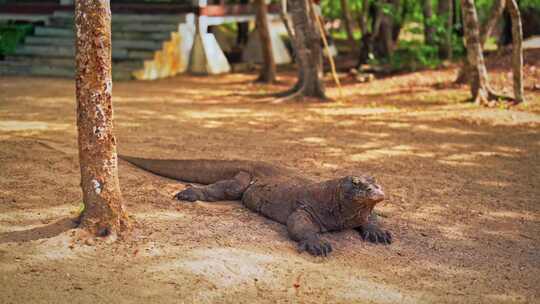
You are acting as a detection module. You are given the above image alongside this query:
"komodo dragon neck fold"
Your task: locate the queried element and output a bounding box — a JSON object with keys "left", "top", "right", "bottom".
{"left": 120, "top": 154, "right": 392, "bottom": 256}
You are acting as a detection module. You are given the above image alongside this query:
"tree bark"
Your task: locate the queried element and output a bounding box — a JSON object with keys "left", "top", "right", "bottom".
{"left": 279, "top": 0, "right": 326, "bottom": 101}
{"left": 339, "top": 0, "right": 356, "bottom": 51}
{"left": 479, "top": 0, "right": 506, "bottom": 46}
{"left": 75, "top": 0, "right": 130, "bottom": 236}
{"left": 236, "top": 0, "right": 250, "bottom": 46}
{"left": 422, "top": 0, "right": 435, "bottom": 45}
{"left": 357, "top": 0, "right": 381, "bottom": 65}
{"left": 460, "top": 0, "right": 491, "bottom": 104}
{"left": 457, "top": 0, "right": 503, "bottom": 84}
{"left": 255, "top": 0, "right": 277, "bottom": 83}
{"left": 506, "top": 0, "right": 524, "bottom": 103}
{"left": 437, "top": 0, "right": 453, "bottom": 59}
{"left": 373, "top": 0, "right": 402, "bottom": 59}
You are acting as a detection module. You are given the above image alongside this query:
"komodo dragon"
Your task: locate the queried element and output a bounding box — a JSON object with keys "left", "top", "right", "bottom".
{"left": 120, "top": 155, "right": 392, "bottom": 256}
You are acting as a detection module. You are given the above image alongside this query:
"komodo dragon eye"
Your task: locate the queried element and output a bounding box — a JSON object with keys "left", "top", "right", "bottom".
{"left": 351, "top": 176, "right": 369, "bottom": 190}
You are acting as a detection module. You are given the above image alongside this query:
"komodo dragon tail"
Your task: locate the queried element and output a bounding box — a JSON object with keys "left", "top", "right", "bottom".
{"left": 118, "top": 154, "right": 256, "bottom": 185}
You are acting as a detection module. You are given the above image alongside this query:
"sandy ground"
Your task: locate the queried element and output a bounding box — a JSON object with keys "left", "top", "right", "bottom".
{"left": 0, "top": 52, "right": 539, "bottom": 303}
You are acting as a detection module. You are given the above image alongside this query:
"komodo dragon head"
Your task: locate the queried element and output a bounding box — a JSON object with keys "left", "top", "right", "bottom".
{"left": 337, "top": 175, "right": 385, "bottom": 209}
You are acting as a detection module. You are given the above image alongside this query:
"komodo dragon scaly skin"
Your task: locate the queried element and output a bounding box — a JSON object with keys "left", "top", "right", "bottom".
{"left": 120, "top": 155, "right": 392, "bottom": 256}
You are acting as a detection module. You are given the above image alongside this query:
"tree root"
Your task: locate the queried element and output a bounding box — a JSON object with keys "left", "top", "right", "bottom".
{"left": 474, "top": 88, "right": 518, "bottom": 106}
{"left": 272, "top": 80, "right": 303, "bottom": 98}
{"left": 272, "top": 86, "right": 306, "bottom": 103}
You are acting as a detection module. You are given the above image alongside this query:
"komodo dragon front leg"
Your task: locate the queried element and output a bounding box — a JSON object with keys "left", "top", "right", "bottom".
{"left": 287, "top": 210, "right": 333, "bottom": 256}
{"left": 174, "top": 171, "right": 252, "bottom": 202}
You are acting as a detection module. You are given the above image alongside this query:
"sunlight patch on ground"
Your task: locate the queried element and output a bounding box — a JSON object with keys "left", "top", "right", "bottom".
{"left": 117, "top": 122, "right": 141, "bottom": 127}
{"left": 413, "top": 124, "right": 486, "bottom": 135}
{"left": 335, "top": 120, "right": 357, "bottom": 126}
{"left": 349, "top": 145, "right": 436, "bottom": 161}
{"left": 485, "top": 211, "right": 537, "bottom": 221}
{"left": 0, "top": 120, "right": 69, "bottom": 131}
{"left": 438, "top": 225, "right": 468, "bottom": 241}
{"left": 301, "top": 137, "right": 327, "bottom": 144}
{"left": 309, "top": 107, "right": 399, "bottom": 116}
{"left": 337, "top": 277, "right": 423, "bottom": 304}
{"left": 202, "top": 121, "right": 224, "bottom": 128}
{"left": 443, "top": 151, "right": 514, "bottom": 161}
{"left": 133, "top": 210, "right": 188, "bottom": 222}
{"left": 137, "top": 110, "right": 158, "bottom": 116}
{"left": 31, "top": 233, "right": 93, "bottom": 261}
{"left": 7, "top": 96, "right": 73, "bottom": 104}
{"left": 459, "top": 109, "right": 540, "bottom": 126}
{"left": 151, "top": 247, "right": 279, "bottom": 288}
{"left": 323, "top": 147, "right": 344, "bottom": 157}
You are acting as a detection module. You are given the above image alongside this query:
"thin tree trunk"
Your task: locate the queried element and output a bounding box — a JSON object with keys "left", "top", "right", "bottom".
{"left": 357, "top": 0, "right": 381, "bottom": 65}
{"left": 506, "top": 0, "right": 524, "bottom": 103}
{"left": 255, "top": 0, "right": 277, "bottom": 83}
{"left": 460, "top": 0, "right": 490, "bottom": 104}
{"left": 278, "top": 0, "right": 326, "bottom": 101}
{"left": 376, "top": 15, "right": 395, "bottom": 58}
{"left": 437, "top": 0, "right": 453, "bottom": 59}
{"left": 75, "top": 0, "right": 130, "bottom": 236}
{"left": 357, "top": 0, "right": 370, "bottom": 36}
{"left": 339, "top": 0, "right": 356, "bottom": 51}
{"left": 422, "top": 0, "right": 435, "bottom": 45}
{"left": 373, "top": 0, "right": 401, "bottom": 59}
{"left": 480, "top": 0, "right": 506, "bottom": 46}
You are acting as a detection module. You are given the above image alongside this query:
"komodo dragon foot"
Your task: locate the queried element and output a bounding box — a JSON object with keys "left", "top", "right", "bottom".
{"left": 298, "top": 235, "right": 333, "bottom": 257}
{"left": 356, "top": 223, "right": 392, "bottom": 245}
{"left": 174, "top": 186, "right": 205, "bottom": 202}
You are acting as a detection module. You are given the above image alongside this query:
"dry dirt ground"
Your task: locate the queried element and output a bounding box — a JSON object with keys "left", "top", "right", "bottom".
{"left": 0, "top": 53, "right": 539, "bottom": 303}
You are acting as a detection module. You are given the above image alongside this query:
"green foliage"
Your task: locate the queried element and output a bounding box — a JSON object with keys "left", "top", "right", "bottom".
{"left": 0, "top": 23, "right": 33, "bottom": 56}
{"left": 379, "top": 41, "right": 442, "bottom": 71}
{"left": 520, "top": 0, "right": 540, "bottom": 9}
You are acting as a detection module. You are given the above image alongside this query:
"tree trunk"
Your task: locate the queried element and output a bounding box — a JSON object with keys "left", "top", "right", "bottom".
{"left": 339, "top": 0, "right": 356, "bottom": 51}
{"left": 373, "top": 0, "right": 401, "bottom": 59}
{"left": 357, "top": 0, "right": 380, "bottom": 65}
{"left": 255, "top": 0, "right": 277, "bottom": 83}
{"left": 499, "top": 11, "right": 513, "bottom": 46}
{"left": 437, "top": 0, "right": 453, "bottom": 59}
{"left": 375, "top": 16, "right": 395, "bottom": 58}
{"left": 479, "top": 0, "right": 506, "bottom": 46}
{"left": 460, "top": 0, "right": 490, "bottom": 104}
{"left": 457, "top": 0, "right": 503, "bottom": 83}
{"left": 236, "top": 0, "right": 250, "bottom": 46}
{"left": 422, "top": 0, "right": 435, "bottom": 45}
{"left": 280, "top": 0, "right": 326, "bottom": 101}
{"left": 75, "top": 0, "right": 130, "bottom": 236}
{"left": 506, "top": 0, "right": 524, "bottom": 103}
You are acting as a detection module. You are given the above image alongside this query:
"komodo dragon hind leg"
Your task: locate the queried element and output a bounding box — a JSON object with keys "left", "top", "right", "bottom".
{"left": 174, "top": 171, "right": 252, "bottom": 202}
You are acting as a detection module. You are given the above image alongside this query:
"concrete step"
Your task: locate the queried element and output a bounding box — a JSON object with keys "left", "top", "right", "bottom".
{"left": 5, "top": 56, "right": 144, "bottom": 70}
{"left": 15, "top": 45, "right": 154, "bottom": 60}
{"left": 49, "top": 17, "right": 179, "bottom": 32}
{"left": 0, "top": 61, "right": 136, "bottom": 80}
{"left": 35, "top": 26, "right": 172, "bottom": 41}
{"left": 25, "top": 36, "right": 163, "bottom": 51}
{"left": 52, "top": 11, "right": 185, "bottom": 24}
